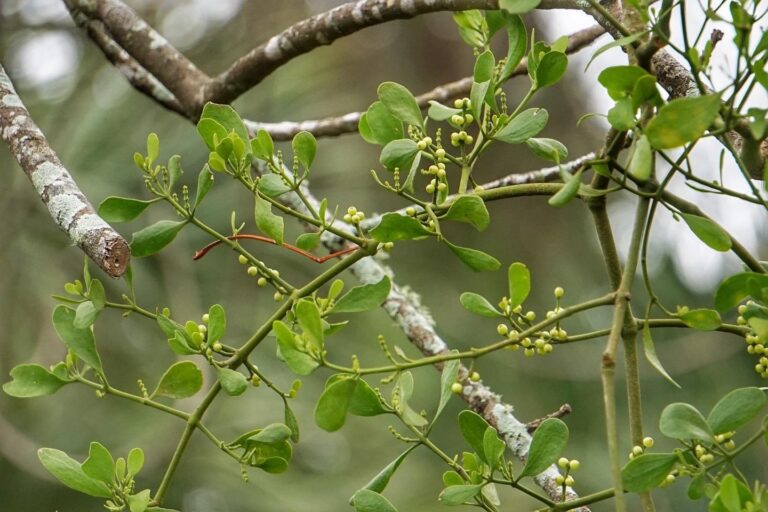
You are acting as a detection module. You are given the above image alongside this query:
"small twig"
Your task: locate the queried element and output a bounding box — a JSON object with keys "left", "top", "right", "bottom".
{"left": 526, "top": 404, "right": 573, "bottom": 433}
{"left": 192, "top": 234, "right": 359, "bottom": 263}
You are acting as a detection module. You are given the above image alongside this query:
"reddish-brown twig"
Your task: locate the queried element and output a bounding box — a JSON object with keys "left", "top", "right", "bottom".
{"left": 193, "top": 234, "right": 359, "bottom": 263}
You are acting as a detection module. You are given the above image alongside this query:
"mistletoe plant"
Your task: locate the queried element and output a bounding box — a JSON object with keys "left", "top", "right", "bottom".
{"left": 1, "top": 0, "right": 768, "bottom": 512}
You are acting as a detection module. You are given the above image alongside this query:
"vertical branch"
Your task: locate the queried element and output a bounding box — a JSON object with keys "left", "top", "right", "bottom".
{"left": 0, "top": 65, "right": 130, "bottom": 277}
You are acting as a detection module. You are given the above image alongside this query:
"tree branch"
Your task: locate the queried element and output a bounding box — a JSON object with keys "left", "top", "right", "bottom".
{"left": 0, "top": 65, "right": 130, "bottom": 277}
{"left": 205, "top": 0, "right": 584, "bottom": 105}
{"left": 244, "top": 25, "right": 605, "bottom": 140}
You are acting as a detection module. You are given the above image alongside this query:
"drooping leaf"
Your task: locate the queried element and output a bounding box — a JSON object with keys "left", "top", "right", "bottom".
{"left": 98, "top": 197, "right": 155, "bottom": 223}
{"left": 377, "top": 82, "right": 423, "bottom": 128}
{"left": 642, "top": 324, "right": 680, "bottom": 388}
{"left": 659, "top": 403, "right": 713, "bottom": 441}
{"left": 507, "top": 262, "right": 531, "bottom": 308}
{"left": 707, "top": 387, "right": 767, "bottom": 435}
{"left": 459, "top": 292, "right": 502, "bottom": 317}
{"left": 152, "top": 361, "right": 203, "bottom": 399}
{"left": 645, "top": 94, "right": 722, "bottom": 149}
{"left": 548, "top": 170, "right": 582, "bottom": 206}
{"left": 130, "top": 220, "right": 187, "bottom": 258}
{"left": 331, "top": 277, "right": 392, "bottom": 314}
{"left": 52, "top": 305, "right": 102, "bottom": 373}
{"left": 519, "top": 418, "right": 569, "bottom": 477}
{"left": 362, "top": 446, "right": 418, "bottom": 494}
{"left": 444, "top": 240, "right": 501, "bottom": 272}
{"left": 38, "top": 448, "right": 112, "bottom": 498}
{"left": 443, "top": 195, "right": 490, "bottom": 231}
{"left": 621, "top": 453, "right": 678, "bottom": 493}
{"left": 3, "top": 364, "right": 70, "bottom": 398}
{"left": 680, "top": 214, "right": 731, "bottom": 252}
{"left": 500, "top": 15, "right": 527, "bottom": 81}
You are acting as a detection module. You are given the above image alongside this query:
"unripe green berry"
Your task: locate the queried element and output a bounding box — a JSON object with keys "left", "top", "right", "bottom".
{"left": 525, "top": 311, "right": 536, "bottom": 322}
{"left": 642, "top": 436, "right": 654, "bottom": 448}
{"left": 417, "top": 140, "right": 427, "bottom": 150}
{"left": 247, "top": 266, "right": 258, "bottom": 277}
{"left": 238, "top": 254, "right": 248, "bottom": 265}
{"left": 521, "top": 337, "right": 532, "bottom": 348}
{"left": 558, "top": 457, "right": 569, "bottom": 468}
{"left": 202, "top": 313, "right": 210, "bottom": 323}
{"left": 453, "top": 99, "right": 464, "bottom": 109}
{"left": 463, "top": 98, "right": 472, "bottom": 109}
{"left": 406, "top": 207, "right": 416, "bottom": 216}
{"left": 274, "top": 292, "right": 284, "bottom": 302}
{"left": 554, "top": 286, "right": 565, "bottom": 298}
{"left": 257, "top": 277, "right": 267, "bottom": 287}
{"left": 198, "top": 324, "right": 207, "bottom": 333}
{"left": 724, "top": 440, "right": 736, "bottom": 450}
{"left": 423, "top": 137, "right": 433, "bottom": 145}
{"left": 383, "top": 241, "right": 394, "bottom": 252}
{"left": 451, "top": 382, "right": 463, "bottom": 394}
{"left": 437, "top": 168, "right": 446, "bottom": 179}
{"left": 555, "top": 475, "right": 564, "bottom": 485}
{"left": 212, "top": 342, "right": 223, "bottom": 352}
{"left": 470, "top": 372, "right": 480, "bottom": 382}
{"left": 347, "top": 206, "right": 358, "bottom": 216}
{"left": 524, "top": 348, "right": 535, "bottom": 357}
{"left": 465, "top": 135, "right": 474, "bottom": 145}
{"left": 543, "top": 343, "right": 554, "bottom": 353}
{"left": 426, "top": 183, "right": 436, "bottom": 194}
{"left": 665, "top": 474, "right": 676, "bottom": 484}
{"left": 497, "top": 324, "right": 509, "bottom": 336}
{"left": 451, "top": 114, "right": 464, "bottom": 126}
{"left": 343, "top": 214, "right": 353, "bottom": 223}
{"left": 435, "top": 148, "right": 446, "bottom": 159}
{"left": 632, "top": 445, "right": 644, "bottom": 456}
{"left": 738, "top": 304, "right": 748, "bottom": 314}
{"left": 564, "top": 475, "right": 574, "bottom": 487}
{"left": 437, "top": 182, "right": 447, "bottom": 192}
{"left": 569, "top": 459, "right": 580, "bottom": 470}
{"left": 464, "top": 113, "right": 474, "bottom": 124}
{"left": 250, "top": 375, "right": 261, "bottom": 387}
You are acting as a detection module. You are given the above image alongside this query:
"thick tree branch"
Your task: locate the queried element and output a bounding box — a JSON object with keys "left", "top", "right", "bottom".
{"left": 206, "top": 0, "right": 584, "bottom": 105}
{"left": 64, "top": 0, "right": 211, "bottom": 113}
{"left": 245, "top": 25, "right": 605, "bottom": 140}
{"left": 0, "top": 65, "right": 130, "bottom": 277}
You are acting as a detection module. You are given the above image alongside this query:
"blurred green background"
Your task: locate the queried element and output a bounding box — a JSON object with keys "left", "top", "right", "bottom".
{"left": 1, "top": 1, "right": 765, "bottom": 511}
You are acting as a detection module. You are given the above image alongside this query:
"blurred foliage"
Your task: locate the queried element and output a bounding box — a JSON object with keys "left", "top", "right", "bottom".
{"left": 0, "top": 1, "right": 764, "bottom": 511}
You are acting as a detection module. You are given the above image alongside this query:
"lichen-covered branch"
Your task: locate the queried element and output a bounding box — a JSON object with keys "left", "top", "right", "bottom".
{"left": 0, "top": 65, "right": 130, "bottom": 277}
{"left": 245, "top": 25, "right": 605, "bottom": 140}
{"left": 206, "top": 0, "right": 583, "bottom": 105}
